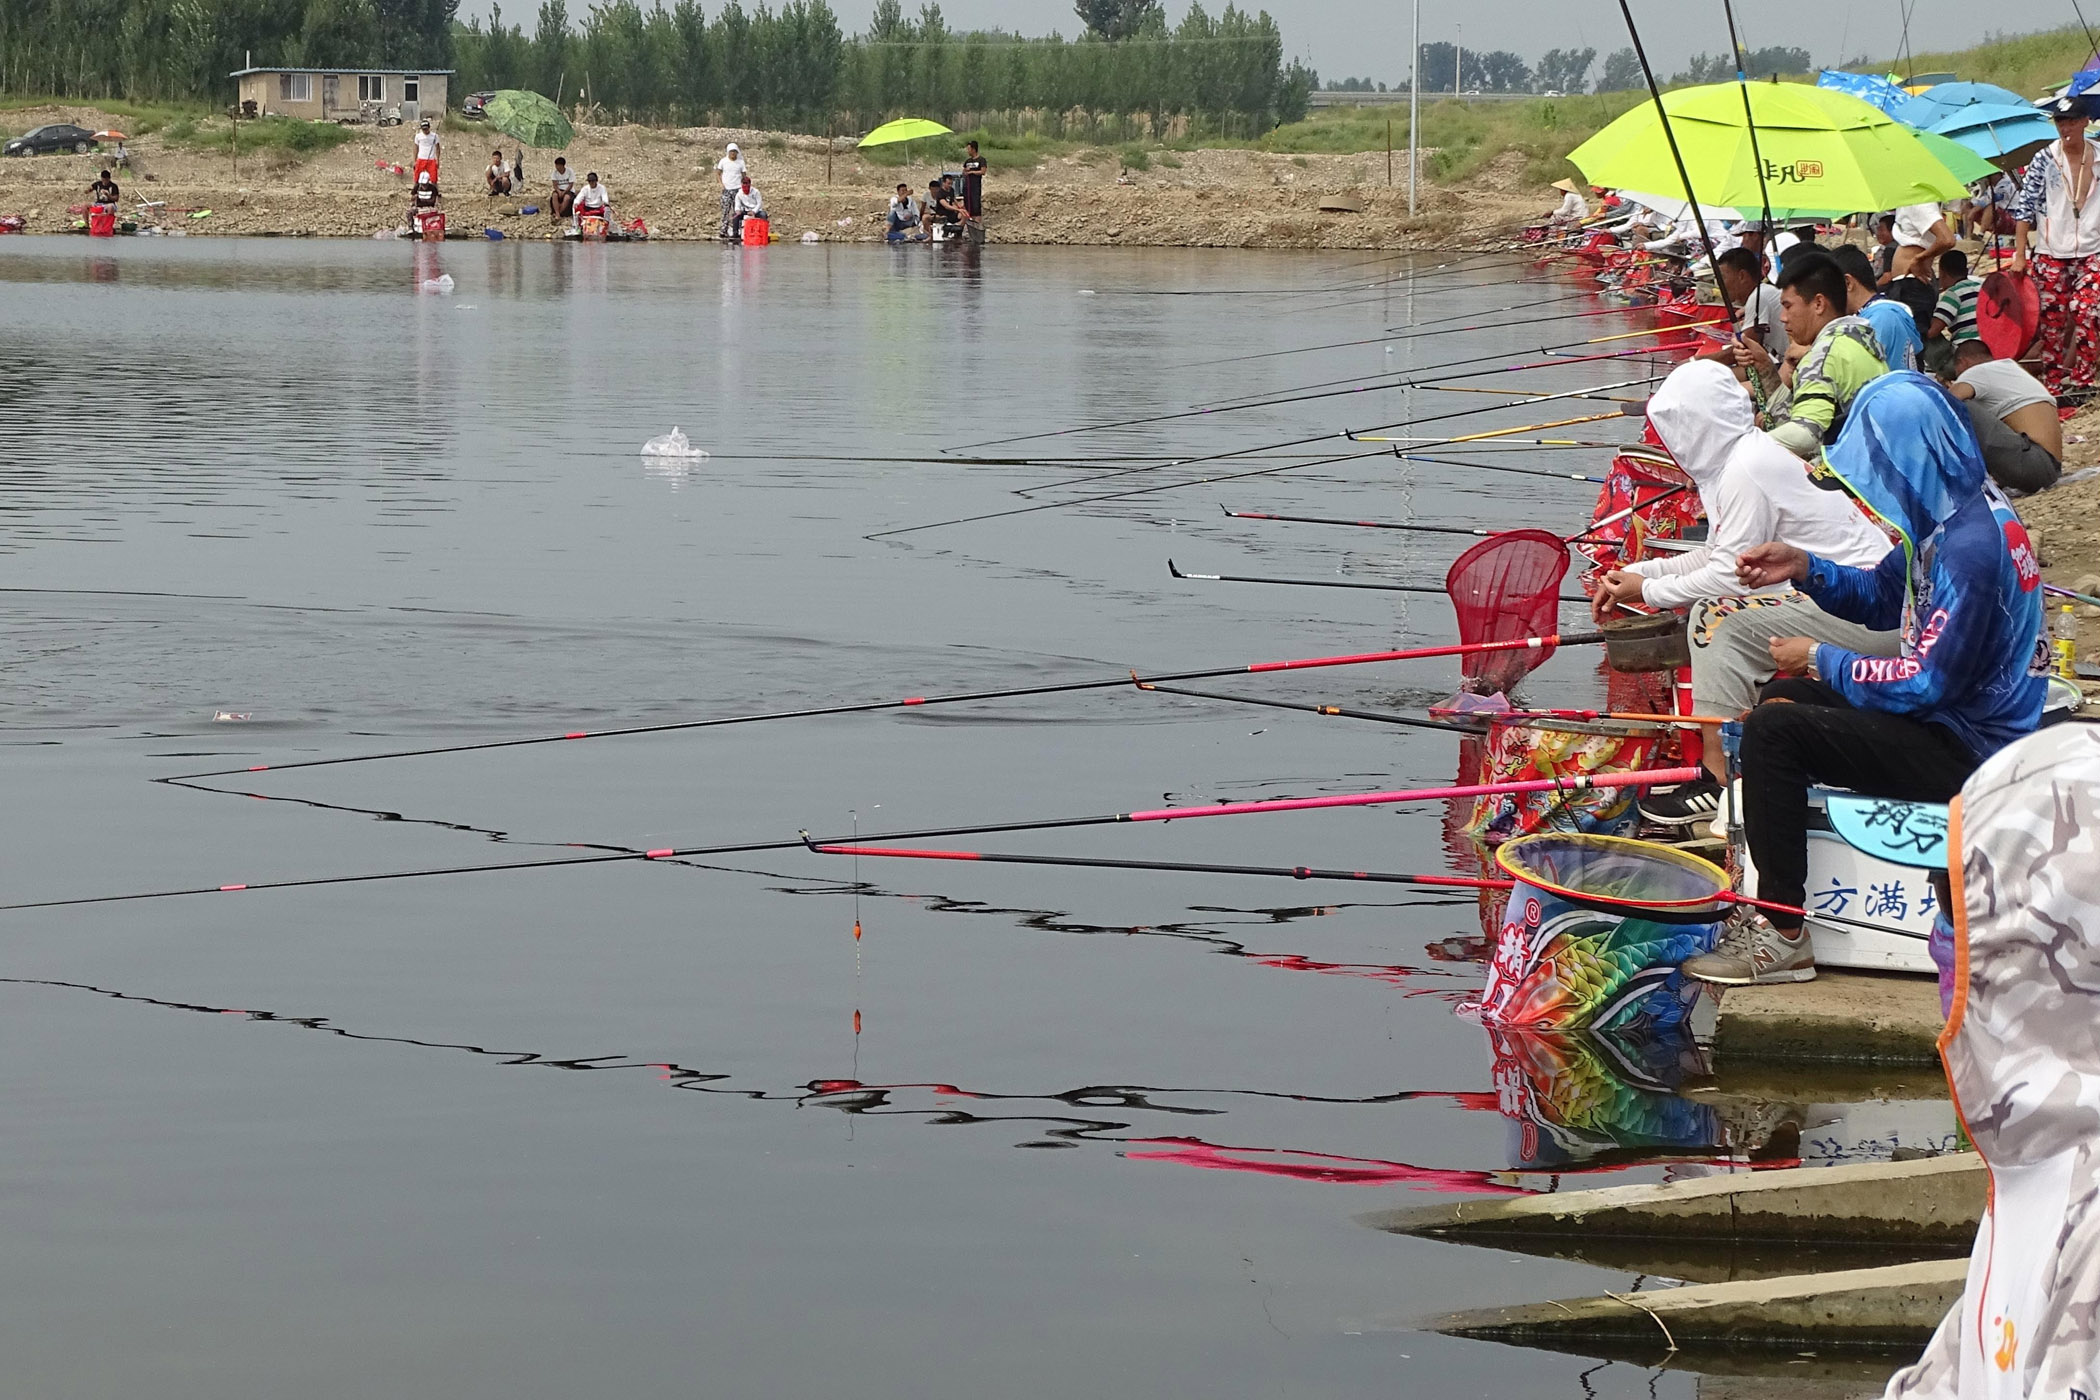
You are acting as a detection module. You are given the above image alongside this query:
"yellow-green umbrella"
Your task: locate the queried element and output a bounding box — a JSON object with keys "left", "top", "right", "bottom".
{"left": 1570, "top": 82, "right": 1973, "bottom": 217}
{"left": 858, "top": 117, "right": 954, "bottom": 147}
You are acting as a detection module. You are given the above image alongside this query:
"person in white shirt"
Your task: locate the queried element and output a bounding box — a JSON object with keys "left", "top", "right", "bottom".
{"left": 1589, "top": 359, "right": 1901, "bottom": 813}
{"left": 548, "top": 156, "right": 576, "bottom": 223}
{"left": 731, "top": 173, "right": 763, "bottom": 237}
{"left": 1890, "top": 200, "right": 1955, "bottom": 281}
{"left": 715, "top": 141, "right": 747, "bottom": 240}
{"left": 1946, "top": 339, "right": 2064, "bottom": 494}
{"left": 484, "top": 149, "right": 512, "bottom": 196}
{"left": 1547, "top": 177, "right": 1588, "bottom": 226}
{"left": 2010, "top": 95, "right": 2100, "bottom": 398}
{"left": 412, "top": 118, "right": 440, "bottom": 183}
{"left": 573, "top": 170, "right": 610, "bottom": 228}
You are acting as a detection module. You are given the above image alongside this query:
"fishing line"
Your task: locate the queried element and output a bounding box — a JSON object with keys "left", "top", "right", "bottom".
{"left": 1017, "top": 377, "right": 1655, "bottom": 496}
{"left": 9, "top": 761, "right": 1680, "bottom": 915}
{"left": 1165, "top": 560, "right": 1590, "bottom": 604}
{"left": 1168, "top": 291, "right": 1616, "bottom": 371}
{"left": 159, "top": 631, "right": 1596, "bottom": 784}
{"left": 1615, "top": 0, "right": 1740, "bottom": 321}
{"left": 948, "top": 323, "right": 1703, "bottom": 453}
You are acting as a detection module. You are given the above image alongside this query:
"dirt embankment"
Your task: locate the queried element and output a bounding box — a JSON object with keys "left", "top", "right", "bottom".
{"left": 0, "top": 105, "right": 1540, "bottom": 249}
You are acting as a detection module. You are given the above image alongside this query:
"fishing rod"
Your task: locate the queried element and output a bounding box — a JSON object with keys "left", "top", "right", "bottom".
{"left": 1721, "top": 0, "right": 1776, "bottom": 243}
{"left": 1220, "top": 482, "right": 1689, "bottom": 542}
{"left": 1131, "top": 681, "right": 1661, "bottom": 738}
{"left": 1018, "top": 377, "right": 1655, "bottom": 496}
{"left": 1395, "top": 452, "right": 1611, "bottom": 483}
{"left": 869, "top": 412, "right": 1637, "bottom": 542}
{"left": 807, "top": 845, "right": 1516, "bottom": 891}
{"left": 951, "top": 323, "right": 1709, "bottom": 454}
{"left": 1614, "top": 0, "right": 1739, "bottom": 324}
{"left": 160, "top": 630, "right": 1608, "bottom": 784}
{"left": 1165, "top": 559, "right": 1589, "bottom": 604}
{"left": 1088, "top": 249, "right": 1524, "bottom": 297}
{"left": 1179, "top": 325, "right": 1706, "bottom": 418}
{"left": 6, "top": 765, "right": 1692, "bottom": 916}
{"left": 1170, "top": 294, "right": 1631, "bottom": 371}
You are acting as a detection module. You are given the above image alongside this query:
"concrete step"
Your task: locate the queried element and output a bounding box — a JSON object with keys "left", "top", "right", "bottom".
{"left": 1365, "top": 1153, "right": 1984, "bottom": 1250}
{"left": 1428, "top": 1256, "right": 1965, "bottom": 1352}
{"left": 1711, "top": 970, "right": 1944, "bottom": 1067}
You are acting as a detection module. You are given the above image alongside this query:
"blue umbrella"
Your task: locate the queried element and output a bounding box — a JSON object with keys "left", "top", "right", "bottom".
{"left": 1912, "top": 80, "right": 2032, "bottom": 113}
{"left": 1921, "top": 101, "right": 2059, "bottom": 164}
{"left": 1817, "top": 69, "right": 1912, "bottom": 116}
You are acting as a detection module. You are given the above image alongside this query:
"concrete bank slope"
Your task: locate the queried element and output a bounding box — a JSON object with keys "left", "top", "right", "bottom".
{"left": 1713, "top": 970, "right": 1945, "bottom": 1067}
{"left": 1428, "top": 1257, "right": 1965, "bottom": 1352}
{"left": 1367, "top": 1153, "right": 1985, "bottom": 1250}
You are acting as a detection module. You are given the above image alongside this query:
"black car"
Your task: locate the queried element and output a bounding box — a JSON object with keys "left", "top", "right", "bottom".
{"left": 5, "top": 124, "right": 98, "bottom": 156}
{"left": 460, "top": 92, "right": 496, "bottom": 120}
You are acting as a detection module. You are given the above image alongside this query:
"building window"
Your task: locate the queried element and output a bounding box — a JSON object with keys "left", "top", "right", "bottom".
{"left": 279, "top": 73, "right": 312, "bottom": 102}
{"left": 403, "top": 78, "right": 419, "bottom": 102}
{"left": 359, "top": 75, "right": 385, "bottom": 101}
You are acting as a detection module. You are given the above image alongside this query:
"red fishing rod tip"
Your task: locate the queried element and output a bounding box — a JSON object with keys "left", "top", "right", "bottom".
{"left": 563, "top": 731, "right": 588, "bottom": 740}
{"left": 247, "top": 765, "right": 269, "bottom": 772}
{"left": 219, "top": 883, "right": 247, "bottom": 892}
{"left": 644, "top": 849, "right": 673, "bottom": 860}
{"left": 902, "top": 697, "right": 927, "bottom": 706}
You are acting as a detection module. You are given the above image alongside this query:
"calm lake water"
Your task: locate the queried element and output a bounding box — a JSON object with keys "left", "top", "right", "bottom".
{"left": 0, "top": 237, "right": 1918, "bottom": 1398}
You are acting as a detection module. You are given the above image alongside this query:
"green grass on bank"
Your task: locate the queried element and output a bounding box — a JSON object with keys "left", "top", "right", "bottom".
{"left": 1869, "top": 24, "right": 2094, "bottom": 99}
{"left": 162, "top": 113, "right": 357, "bottom": 157}
{"left": 0, "top": 93, "right": 196, "bottom": 136}
{"left": 1253, "top": 93, "right": 1647, "bottom": 185}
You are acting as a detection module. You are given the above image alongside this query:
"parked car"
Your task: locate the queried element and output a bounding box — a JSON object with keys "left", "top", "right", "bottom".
{"left": 461, "top": 92, "right": 497, "bottom": 120}
{"left": 5, "top": 124, "right": 98, "bottom": 157}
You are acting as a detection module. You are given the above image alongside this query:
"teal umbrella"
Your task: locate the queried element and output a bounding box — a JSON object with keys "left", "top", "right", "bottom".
{"left": 483, "top": 90, "right": 573, "bottom": 150}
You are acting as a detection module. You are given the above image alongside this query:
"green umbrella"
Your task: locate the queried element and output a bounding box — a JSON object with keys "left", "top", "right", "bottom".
{"left": 1913, "top": 128, "right": 1998, "bottom": 184}
{"left": 483, "top": 89, "right": 573, "bottom": 150}
{"left": 1569, "top": 82, "right": 1972, "bottom": 217}
{"left": 857, "top": 117, "right": 954, "bottom": 148}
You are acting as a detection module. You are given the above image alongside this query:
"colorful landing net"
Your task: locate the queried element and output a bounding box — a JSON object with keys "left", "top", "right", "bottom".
{"left": 1460, "top": 834, "right": 1726, "bottom": 1033}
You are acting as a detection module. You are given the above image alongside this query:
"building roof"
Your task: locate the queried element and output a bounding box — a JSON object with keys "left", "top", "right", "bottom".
{"left": 229, "top": 67, "right": 455, "bottom": 77}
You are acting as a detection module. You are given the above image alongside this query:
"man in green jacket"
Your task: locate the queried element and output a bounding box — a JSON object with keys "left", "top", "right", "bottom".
{"left": 1731, "top": 250, "right": 1889, "bottom": 459}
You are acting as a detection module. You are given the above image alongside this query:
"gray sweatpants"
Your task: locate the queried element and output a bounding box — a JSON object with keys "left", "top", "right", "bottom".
{"left": 1965, "top": 401, "right": 2062, "bottom": 496}
{"left": 1688, "top": 592, "right": 1902, "bottom": 716}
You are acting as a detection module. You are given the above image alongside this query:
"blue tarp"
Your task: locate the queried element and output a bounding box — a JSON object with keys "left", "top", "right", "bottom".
{"left": 1817, "top": 69, "right": 1912, "bottom": 116}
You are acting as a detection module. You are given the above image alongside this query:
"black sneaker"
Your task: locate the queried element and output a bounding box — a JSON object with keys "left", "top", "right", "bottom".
{"left": 1637, "top": 777, "right": 1724, "bottom": 827}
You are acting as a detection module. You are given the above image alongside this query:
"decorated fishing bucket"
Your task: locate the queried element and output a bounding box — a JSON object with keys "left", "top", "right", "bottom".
{"left": 1459, "top": 719, "right": 1663, "bottom": 842}
{"left": 1460, "top": 834, "right": 1728, "bottom": 1032}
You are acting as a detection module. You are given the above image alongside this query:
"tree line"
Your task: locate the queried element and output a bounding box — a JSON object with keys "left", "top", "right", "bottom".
{"left": 1324, "top": 42, "right": 1816, "bottom": 97}
{"left": 0, "top": 0, "right": 1311, "bottom": 140}
{"left": 454, "top": 0, "right": 1313, "bottom": 138}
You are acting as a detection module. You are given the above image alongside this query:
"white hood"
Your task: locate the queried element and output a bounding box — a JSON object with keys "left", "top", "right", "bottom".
{"left": 1886, "top": 723, "right": 2100, "bottom": 1400}
{"left": 1644, "top": 359, "right": 1754, "bottom": 490}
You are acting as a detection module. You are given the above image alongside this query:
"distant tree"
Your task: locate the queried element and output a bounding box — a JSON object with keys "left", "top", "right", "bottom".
{"left": 1072, "top": 0, "right": 1161, "bottom": 41}
{"left": 1671, "top": 52, "right": 1731, "bottom": 84}
{"left": 1418, "top": 40, "right": 1457, "bottom": 92}
{"left": 1740, "top": 44, "right": 1811, "bottom": 77}
{"left": 1533, "top": 45, "right": 1594, "bottom": 94}
{"left": 1476, "top": 49, "right": 1528, "bottom": 93}
{"left": 1597, "top": 45, "right": 1643, "bottom": 92}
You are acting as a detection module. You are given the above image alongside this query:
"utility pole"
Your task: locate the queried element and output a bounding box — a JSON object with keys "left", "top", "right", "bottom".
{"left": 1408, "top": 0, "right": 1419, "bottom": 214}
{"left": 1456, "top": 24, "right": 1463, "bottom": 95}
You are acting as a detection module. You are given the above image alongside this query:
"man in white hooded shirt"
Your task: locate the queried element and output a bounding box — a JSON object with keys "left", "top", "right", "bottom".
{"left": 1589, "top": 360, "right": 1900, "bottom": 822}
{"left": 1883, "top": 722, "right": 2100, "bottom": 1400}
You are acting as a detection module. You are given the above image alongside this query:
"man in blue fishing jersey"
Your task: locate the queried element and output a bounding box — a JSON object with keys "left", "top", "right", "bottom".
{"left": 1681, "top": 372, "right": 2048, "bottom": 987}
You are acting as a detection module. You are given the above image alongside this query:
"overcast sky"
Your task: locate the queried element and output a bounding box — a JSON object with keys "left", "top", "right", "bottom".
{"left": 849, "top": 1, "right": 2054, "bottom": 84}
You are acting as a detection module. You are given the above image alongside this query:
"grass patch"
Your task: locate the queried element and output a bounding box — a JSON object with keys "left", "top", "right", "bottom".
{"left": 1117, "top": 142, "right": 1149, "bottom": 170}
{"left": 854, "top": 126, "right": 1076, "bottom": 168}
{"left": 0, "top": 94, "right": 198, "bottom": 137}
{"left": 1252, "top": 93, "right": 1646, "bottom": 187}
{"left": 1863, "top": 24, "right": 2090, "bottom": 97}
{"left": 1157, "top": 151, "right": 1182, "bottom": 168}
{"left": 162, "top": 114, "right": 358, "bottom": 158}
{"left": 763, "top": 132, "right": 787, "bottom": 153}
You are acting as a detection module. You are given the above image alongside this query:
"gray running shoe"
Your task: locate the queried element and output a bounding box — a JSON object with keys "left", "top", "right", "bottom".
{"left": 1681, "top": 912, "right": 1816, "bottom": 985}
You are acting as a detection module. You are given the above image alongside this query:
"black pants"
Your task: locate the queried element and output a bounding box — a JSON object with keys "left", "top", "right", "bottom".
{"left": 1740, "top": 678, "right": 1979, "bottom": 927}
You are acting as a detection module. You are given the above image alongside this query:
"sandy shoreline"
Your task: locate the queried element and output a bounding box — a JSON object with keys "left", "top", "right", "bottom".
{"left": 0, "top": 105, "right": 1540, "bottom": 250}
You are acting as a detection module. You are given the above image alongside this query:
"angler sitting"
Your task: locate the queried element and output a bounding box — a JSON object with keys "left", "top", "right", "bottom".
{"left": 1590, "top": 359, "right": 1900, "bottom": 829}
{"left": 1735, "top": 250, "right": 1888, "bottom": 459}
{"left": 485, "top": 150, "right": 512, "bottom": 196}
{"left": 730, "top": 173, "right": 763, "bottom": 237}
{"left": 1547, "top": 178, "right": 1588, "bottom": 227}
{"left": 885, "top": 183, "right": 923, "bottom": 241}
{"left": 1680, "top": 372, "right": 2046, "bottom": 987}
{"left": 920, "top": 178, "right": 963, "bottom": 239}
{"left": 573, "top": 172, "right": 611, "bottom": 228}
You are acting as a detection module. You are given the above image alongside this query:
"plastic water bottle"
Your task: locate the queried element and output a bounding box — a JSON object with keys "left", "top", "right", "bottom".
{"left": 2054, "top": 603, "right": 2079, "bottom": 680}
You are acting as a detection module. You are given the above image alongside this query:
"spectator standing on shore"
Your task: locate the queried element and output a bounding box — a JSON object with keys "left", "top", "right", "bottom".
{"left": 549, "top": 157, "right": 576, "bottom": 223}
{"left": 716, "top": 141, "right": 746, "bottom": 240}
{"left": 1890, "top": 201, "right": 1956, "bottom": 282}
{"left": 412, "top": 118, "right": 440, "bottom": 184}
{"left": 962, "top": 140, "right": 988, "bottom": 220}
{"left": 2011, "top": 96, "right": 2100, "bottom": 402}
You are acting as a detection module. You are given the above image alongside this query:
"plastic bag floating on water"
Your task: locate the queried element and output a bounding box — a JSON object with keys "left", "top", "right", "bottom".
{"left": 640, "top": 427, "right": 709, "bottom": 460}
{"left": 419, "top": 273, "right": 454, "bottom": 294}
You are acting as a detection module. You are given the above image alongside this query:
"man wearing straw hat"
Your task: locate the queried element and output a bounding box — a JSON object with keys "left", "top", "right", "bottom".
{"left": 1547, "top": 178, "right": 1588, "bottom": 226}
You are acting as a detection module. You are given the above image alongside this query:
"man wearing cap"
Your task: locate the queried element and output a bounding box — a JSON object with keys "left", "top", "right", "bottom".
{"left": 2010, "top": 95, "right": 2100, "bottom": 401}
{"left": 1548, "top": 178, "right": 1588, "bottom": 226}
{"left": 716, "top": 141, "right": 747, "bottom": 240}
{"left": 412, "top": 118, "right": 440, "bottom": 185}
